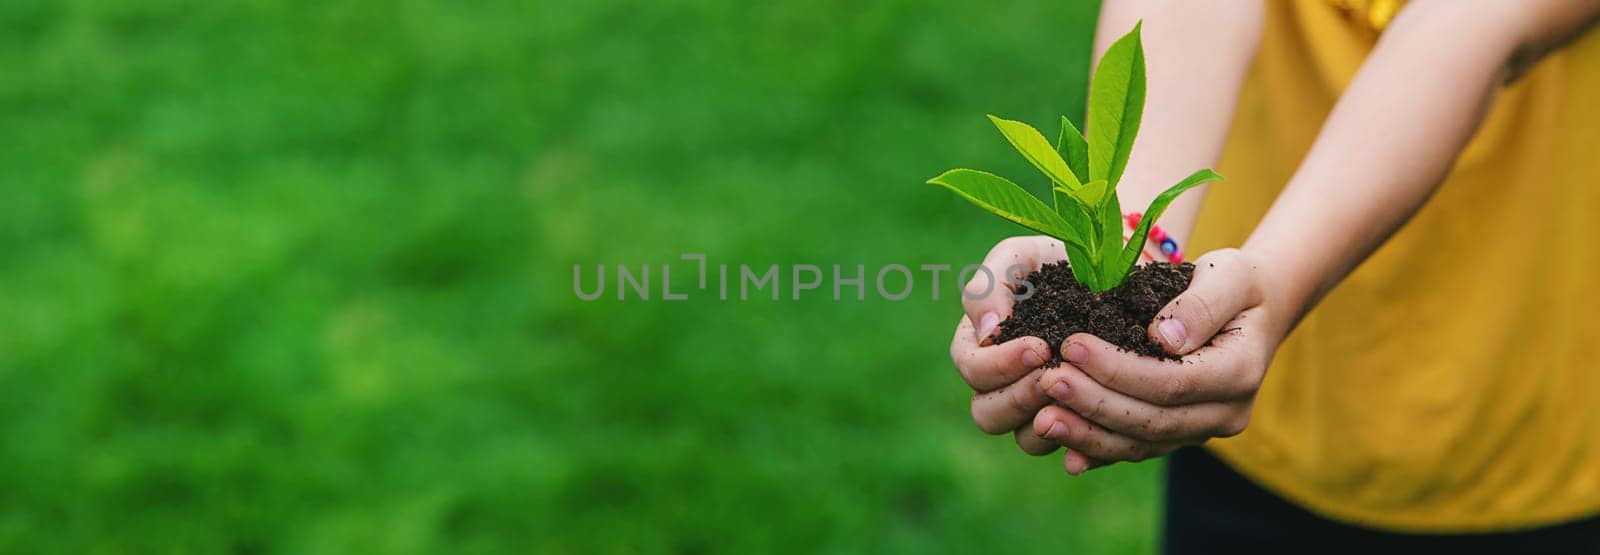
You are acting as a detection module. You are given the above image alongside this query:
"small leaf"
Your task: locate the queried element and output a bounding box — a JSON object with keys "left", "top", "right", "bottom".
{"left": 988, "top": 115, "right": 1082, "bottom": 191}
{"left": 928, "top": 169, "right": 1089, "bottom": 249}
{"left": 1060, "top": 179, "right": 1107, "bottom": 209}
{"left": 1064, "top": 241, "right": 1101, "bottom": 291}
{"left": 1052, "top": 186, "right": 1074, "bottom": 221}
{"left": 1111, "top": 168, "right": 1223, "bottom": 286}
{"left": 1095, "top": 188, "right": 1124, "bottom": 289}
{"left": 1057, "top": 193, "right": 1096, "bottom": 255}
{"left": 1057, "top": 116, "right": 1090, "bottom": 184}
{"left": 1087, "top": 22, "right": 1146, "bottom": 189}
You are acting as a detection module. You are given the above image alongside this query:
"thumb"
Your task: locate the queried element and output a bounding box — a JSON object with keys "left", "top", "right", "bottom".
{"left": 962, "top": 237, "right": 1061, "bottom": 343}
{"left": 1149, "top": 249, "right": 1263, "bottom": 355}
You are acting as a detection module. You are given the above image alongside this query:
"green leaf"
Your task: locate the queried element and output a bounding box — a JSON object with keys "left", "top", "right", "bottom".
{"left": 1059, "top": 179, "right": 1107, "bottom": 209}
{"left": 1051, "top": 186, "right": 1073, "bottom": 221}
{"left": 988, "top": 115, "right": 1082, "bottom": 191}
{"left": 1057, "top": 193, "right": 1096, "bottom": 258}
{"left": 1087, "top": 22, "right": 1146, "bottom": 189}
{"left": 1095, "top": 187, "right": 1124, "bottom": 290}
{"left": 1111, "top": 168, "right": 1223, "bottom": 286}
{"left": 1063, "top": 241, "right": 1101, "bottom": 291}
{"left": 928, "top": 169, "right": 1088, "bottom": 249}
{"left": 1057, "top": 116, "right": 1090, "bottom": 184}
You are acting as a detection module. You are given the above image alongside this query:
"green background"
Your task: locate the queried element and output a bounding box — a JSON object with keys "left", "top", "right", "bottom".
{"left": 2, "top": 0, "right": 1164, "bottom": 552}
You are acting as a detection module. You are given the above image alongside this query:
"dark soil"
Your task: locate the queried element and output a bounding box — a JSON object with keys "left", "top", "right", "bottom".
{"left": 995, "top": 262, "right": 1193, "bottom": 361}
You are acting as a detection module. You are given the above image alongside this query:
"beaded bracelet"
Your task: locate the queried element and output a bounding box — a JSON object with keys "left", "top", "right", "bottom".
{"left": 1122, "top": 212, "right": 1184, "bottom": 264}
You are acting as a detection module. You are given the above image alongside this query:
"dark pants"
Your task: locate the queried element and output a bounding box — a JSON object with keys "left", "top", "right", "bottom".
{"left": 1164, "top": 447, "right": 1600, "bottom": 554}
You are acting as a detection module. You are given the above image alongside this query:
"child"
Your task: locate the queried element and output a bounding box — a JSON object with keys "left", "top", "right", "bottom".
{"left": 947, "top": 0, "right": 1600, "bottom": 550}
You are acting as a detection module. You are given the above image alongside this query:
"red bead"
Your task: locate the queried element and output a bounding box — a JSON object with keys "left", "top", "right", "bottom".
{"left": 1150, "top": 227, "right": 1168, "bottom": 242}
{"left": 1125, "top": 212, "right": 1142, "bottom": 227}
{"left": 1167, "top": 249, "right": 1184, "bottom": 264}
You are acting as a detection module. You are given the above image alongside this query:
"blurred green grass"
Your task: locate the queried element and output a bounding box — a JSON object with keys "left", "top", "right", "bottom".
{"left": 1, "top": 0, "right": 1162, "bottom": 552}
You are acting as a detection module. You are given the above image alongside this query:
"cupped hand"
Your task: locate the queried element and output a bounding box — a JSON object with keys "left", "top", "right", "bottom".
{"left": 1032, "top": 248, "right": 1288, "bottom": 475}
{"left": 948, "top": 236, "right": 1068, "bottom": 455}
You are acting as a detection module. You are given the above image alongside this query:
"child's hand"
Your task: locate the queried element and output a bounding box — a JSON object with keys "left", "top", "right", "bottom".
{"left": 948, "top": 236, "right": 1066, "bottom": 456}
{"left": 1031, "top": 248, "right": 1286, "bottom": 475}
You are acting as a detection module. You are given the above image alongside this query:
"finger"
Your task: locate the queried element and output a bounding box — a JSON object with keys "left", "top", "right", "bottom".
{"left": 971, "top": 367, "right": 1052, "bottom": 434}
{"left": 1061, "top": 449, "right": 1108, "bottom": 476}
{"left": 1034, "top": 405, "right": 1178, "bottom": 465}
{"left": 1149, "top": 248, "right": 1264, "bottom": 356}
{"left": 961, "top": 236, "right": 1065, "bottom": 344}
{"left": 1040, "top": 364, "right": 1248, "bottom": 442}
{"left": 1062, "top": 333, "right": 1256, "bottom": 406}
{"left": 952, "top": 315, "right": 1052, "bottom": 392}
{"left": 1015, "top": 427, "right": 1058, "bottom": 456}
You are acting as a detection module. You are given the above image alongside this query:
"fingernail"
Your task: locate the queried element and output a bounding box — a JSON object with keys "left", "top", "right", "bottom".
{"left": 1063, "top": 342, "right": 1088, "bottom": 364}
{"left": 977, "top": 312, "right": 1000, "bottom": 340}
{"left": 1048, "top": 382, "right": 1070, "bottom": 401}
{"left": 1046, "top": 421, "right": 1066, "bottom": 440}
{"left": 1159, "top": 318, "right": 1187, "bottom": 348}
{"left": 1021, "top": 348, "right": 1044, "bottom": 368}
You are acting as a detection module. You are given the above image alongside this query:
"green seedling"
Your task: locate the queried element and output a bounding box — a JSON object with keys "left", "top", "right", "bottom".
{"left": 928, "top": 22, "right": 1222, "bottom": 292}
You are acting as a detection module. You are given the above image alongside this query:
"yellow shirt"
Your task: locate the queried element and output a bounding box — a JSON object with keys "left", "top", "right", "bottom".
{"left": 1189, "top": 0, "right": 1600, "bottom": 533}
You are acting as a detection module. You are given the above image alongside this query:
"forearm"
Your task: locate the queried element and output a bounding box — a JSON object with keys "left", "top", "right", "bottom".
{"left": 1094, "top": 0, "right": 1262, "bottom": 244}
{"left": 1243, "top": 1, "right": 1597, "bottom": 330}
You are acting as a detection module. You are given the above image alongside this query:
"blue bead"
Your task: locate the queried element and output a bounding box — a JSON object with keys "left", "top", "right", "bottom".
{"left": 1160, "top": 238, "right": 1178, "bottom": 255}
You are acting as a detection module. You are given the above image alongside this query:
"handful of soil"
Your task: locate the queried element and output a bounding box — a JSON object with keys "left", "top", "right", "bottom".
{"left": 995, "top": 261, "right": 1193, "bottom": 361}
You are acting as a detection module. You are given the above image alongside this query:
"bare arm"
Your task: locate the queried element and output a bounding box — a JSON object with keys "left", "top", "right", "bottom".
{"left": 1247, "top": 0, "right": 1600, "bottom": 332}
{"left": 1095, "top": 0, "right": 1263, "bottom": 245}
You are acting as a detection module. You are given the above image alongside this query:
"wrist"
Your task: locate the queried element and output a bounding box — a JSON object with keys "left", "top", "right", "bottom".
{"left": 1236, "top": 244, "right": 1309, "bottom": 341}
